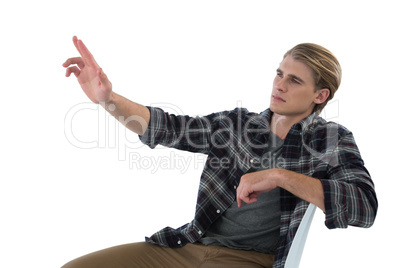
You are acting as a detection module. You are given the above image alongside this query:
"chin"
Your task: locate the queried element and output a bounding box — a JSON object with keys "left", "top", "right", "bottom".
{"left": 269, "top": 105, "right": 285, "bottom": 115}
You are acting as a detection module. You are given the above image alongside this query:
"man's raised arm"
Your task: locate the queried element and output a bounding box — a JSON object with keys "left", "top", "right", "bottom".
{"left": 63, "top": 36, "right": 150, "bottom": 135}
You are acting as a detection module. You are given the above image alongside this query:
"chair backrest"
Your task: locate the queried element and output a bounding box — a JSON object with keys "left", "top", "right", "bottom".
{"left": 284, "top": 203, "right": 317, "bottom": 268}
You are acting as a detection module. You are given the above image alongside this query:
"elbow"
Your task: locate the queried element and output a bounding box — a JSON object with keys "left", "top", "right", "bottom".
{"left": 324, "top": 194, "right": 378, "bottom": 229}
{"left": 361, "top": 197, "right": 378, "bottom": 228}
{"left": 357, "top": 188, "right": 378, "bottom": 228}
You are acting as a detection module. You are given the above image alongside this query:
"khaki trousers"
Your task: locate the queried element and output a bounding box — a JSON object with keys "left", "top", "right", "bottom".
{"left": 61, "top": 242, "right": 275, "bottom": 268}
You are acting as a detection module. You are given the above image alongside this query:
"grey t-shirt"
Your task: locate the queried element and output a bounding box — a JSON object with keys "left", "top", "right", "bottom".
{"left": 199, "top": 132, "right": 284, "bottom": 254}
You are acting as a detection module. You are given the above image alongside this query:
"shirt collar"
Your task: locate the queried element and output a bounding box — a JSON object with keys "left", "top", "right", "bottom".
{"left": 292, "top": 111, "right": 319, "bottom": 133}
{"left": 251, "top": 108, "right": 319, "bottom": 133}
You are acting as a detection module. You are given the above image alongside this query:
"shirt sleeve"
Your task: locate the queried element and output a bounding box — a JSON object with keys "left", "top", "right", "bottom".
{"left": 138, "top": 106, "right": 233, "bottom": 154}
{"left": 320, "top": 132, "right": 378, "bottom": 229}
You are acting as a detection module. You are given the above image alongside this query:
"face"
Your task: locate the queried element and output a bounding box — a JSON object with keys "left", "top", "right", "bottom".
{"left": 270, "top": 56, "right": 326, "bottom": 119}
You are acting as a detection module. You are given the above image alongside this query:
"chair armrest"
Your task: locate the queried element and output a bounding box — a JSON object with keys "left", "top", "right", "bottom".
{"left": 284, "top": 203, "right": 317, "bottom": 268}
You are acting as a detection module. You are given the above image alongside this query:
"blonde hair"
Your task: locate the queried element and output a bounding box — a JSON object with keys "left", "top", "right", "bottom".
{"left": 284, "top": 43, "right": 342, "bottom": 114}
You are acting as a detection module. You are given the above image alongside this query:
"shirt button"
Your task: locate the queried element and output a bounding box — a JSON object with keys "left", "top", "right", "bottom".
{"left": 234, "top": 185, "right": 237, "bottom": 190}
{"left": 177, "top": 240, "right": 181, "bottom": 245}
{"left": 198, "top": 230, "right": 202, "bottom": 235}
{"left": 250, "top": 159, "right": 254, "bottom": 163}
{"left": 217, "top": 209, "right": 221, "bottom": 214}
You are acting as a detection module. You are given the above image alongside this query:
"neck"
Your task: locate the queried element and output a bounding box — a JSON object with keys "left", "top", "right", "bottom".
{"left": 270, "top": 112, "right": 312, "bottom": 139}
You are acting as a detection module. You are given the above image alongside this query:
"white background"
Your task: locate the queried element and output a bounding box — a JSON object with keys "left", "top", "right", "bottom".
{"left": 0, "top": 0, "right": 400, "bottom": 267}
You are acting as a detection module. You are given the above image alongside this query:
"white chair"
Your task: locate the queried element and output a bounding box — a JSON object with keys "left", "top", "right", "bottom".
{"left": 284, "top": 203, "right": 317, "bottom": 268}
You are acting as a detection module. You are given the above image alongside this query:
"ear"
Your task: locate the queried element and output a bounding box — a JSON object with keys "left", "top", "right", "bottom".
{"left": 314, "top": 88, "right": 330, "bottom": 104}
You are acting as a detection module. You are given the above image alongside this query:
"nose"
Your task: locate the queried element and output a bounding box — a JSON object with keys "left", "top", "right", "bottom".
{"left": 274, "top": 76, "right": 287, "bottom": 93}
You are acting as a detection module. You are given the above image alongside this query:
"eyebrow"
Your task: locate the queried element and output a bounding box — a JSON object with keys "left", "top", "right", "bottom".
{"left": 276, "top": 68, "right": 305, "bottom": 84}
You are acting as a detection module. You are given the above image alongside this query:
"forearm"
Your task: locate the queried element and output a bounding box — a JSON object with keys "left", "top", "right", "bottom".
{"left": 102, "top": 92, "right": 150, "bottom": 135}
{"left": 275, "top": 169, "right": 325, "bottom": 212}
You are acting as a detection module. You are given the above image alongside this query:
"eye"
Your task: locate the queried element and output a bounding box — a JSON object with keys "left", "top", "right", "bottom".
{"left": 292, "top": 78, "right": 301, "bottom": 84}
{"left": 276, "top": 72, "right": 283, "bottom": 78}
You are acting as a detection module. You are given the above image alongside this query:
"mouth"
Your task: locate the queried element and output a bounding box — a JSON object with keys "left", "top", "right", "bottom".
{"left": 272, "top": 95, "right": 286, "bottom": 102}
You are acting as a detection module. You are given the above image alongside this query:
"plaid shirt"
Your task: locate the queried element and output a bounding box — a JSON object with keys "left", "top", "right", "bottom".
{"left": 139, "top": 106, "right": 377, "bottom": 268}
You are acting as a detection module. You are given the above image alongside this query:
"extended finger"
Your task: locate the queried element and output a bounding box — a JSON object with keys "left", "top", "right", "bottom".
{"left": 73, "top": 36, "right": 98, "bottom": 67}
{"left": 237, "top": 184, "right": 244, "bottom": 207}
{"left": 237, "top": 199, "right": 243, "bottom": 208}
{"left": 72, "top": 36, "right": 83, "bottom": 57}
{"left": 63, "top": 57, "right": 85, "bottom": 69}
{"left": 65, "top": 66, "right": 81, "bottom": 77}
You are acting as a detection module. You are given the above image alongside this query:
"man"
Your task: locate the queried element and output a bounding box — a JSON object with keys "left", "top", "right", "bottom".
{"left": 62, "top": 36, "right": 377, "bottom": 268}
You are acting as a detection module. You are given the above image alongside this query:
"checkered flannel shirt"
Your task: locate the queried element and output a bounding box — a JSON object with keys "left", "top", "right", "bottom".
{"left": 139, "top": 106, "right": 377, "bottom": 268}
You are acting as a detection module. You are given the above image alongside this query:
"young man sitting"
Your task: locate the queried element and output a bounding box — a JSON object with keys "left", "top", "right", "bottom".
{"left": 62, "top": 37, "right": 377, "bottom": 268}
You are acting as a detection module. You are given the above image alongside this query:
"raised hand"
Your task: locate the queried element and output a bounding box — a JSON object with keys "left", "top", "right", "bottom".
{"left": 63, "top": 36, "right": 113, "bottom": 104}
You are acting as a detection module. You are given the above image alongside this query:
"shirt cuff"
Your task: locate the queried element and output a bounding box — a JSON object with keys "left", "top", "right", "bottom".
{"left": 321, "top": 179, "right": 348, "bottom": 229}
{"left": 138, "top": 106, "right": 159, "bottom": 149}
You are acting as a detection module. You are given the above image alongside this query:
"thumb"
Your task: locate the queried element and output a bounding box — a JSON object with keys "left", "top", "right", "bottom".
{"left": 97, "top": 68, "right": 107, "bottom": 81}
{"left": 97, "top": 68, "right": 112, "bottom": 89}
